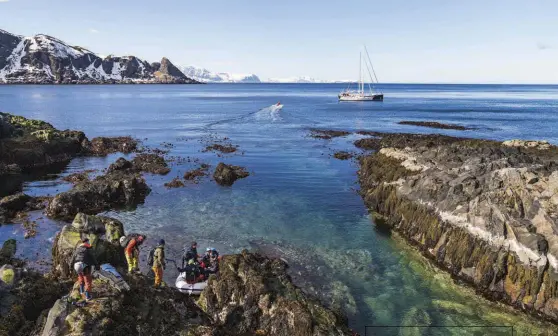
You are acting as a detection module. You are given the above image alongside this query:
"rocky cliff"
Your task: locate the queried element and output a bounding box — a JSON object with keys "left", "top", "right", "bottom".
{"left": 357, "top": 132, "right": 558, "bottom": 323}
{"left": 0, "top": 29, "right": 199, "bottom": 84}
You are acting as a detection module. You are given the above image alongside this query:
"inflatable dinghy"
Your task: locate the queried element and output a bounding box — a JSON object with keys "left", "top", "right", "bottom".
{"left": 175, "top": 272, "right": 207, "bottom": 295}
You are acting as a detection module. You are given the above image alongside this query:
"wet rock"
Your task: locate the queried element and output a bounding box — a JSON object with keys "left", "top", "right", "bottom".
{"left": 309, "top": 129, "right": 350, "bottom": 140}
{"left": 46, "top": 170, "right": 150, "bottom": 220}
{"left": 52, "top": 213, "right": 126, "bottom": 279}
{"left": 184, "top": 165, "right": 210, "bottom": 181}
{"left": 60, "top": 170, "right": 95, "bottom": 184}
{"left": 398, "top": 121, "right": 473, "bottom": 130}
{"left": 86, "top": 136, "right": 138, "bottom": 156}
{"left": 107, "top": 157, "right": 134, "bottom": 172}
{"left": 357, "top": 131, "right": 558, "bottom": 323}
{"left": 203, "top": 143, "right": 238, "bottom": 154}
{"left": 0, "top": 193, "right": 47, "bottom": 223}
{"left": 164, "top": 177, "right": 185, "bottom": 188}
{"left": 213, "top": 162, "right": 249, "bottom": 186}
{"left": 199, "top": 251, "right": 353, "bottom": 335}
{"left": 0, "top": 113, "right": 88, "bottom": 178}
{"left": 0, "top": 239, "right": 16, "bottom": 261}
{"left": 131, "top": 153, "right": 170, "bottom": 175}
{"left": 333, "top": 151, "right": 354, "bottom": 160}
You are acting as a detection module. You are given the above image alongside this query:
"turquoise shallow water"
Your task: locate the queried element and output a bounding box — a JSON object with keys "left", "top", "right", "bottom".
{"left": 1, "top": 83, "right": 558, "bottom": 334}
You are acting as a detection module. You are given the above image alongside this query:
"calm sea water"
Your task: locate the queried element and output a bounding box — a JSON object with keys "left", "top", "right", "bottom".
{"left": 1, "top": 83, "right": 558, "bottom": 335}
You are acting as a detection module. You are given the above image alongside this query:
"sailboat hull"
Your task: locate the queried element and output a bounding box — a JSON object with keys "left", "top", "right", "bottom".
{"left": 338, "top": 94, "right": 383, "bottom": 102}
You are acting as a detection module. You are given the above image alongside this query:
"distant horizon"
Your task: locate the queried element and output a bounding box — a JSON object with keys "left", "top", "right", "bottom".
{"left": 1, "top": 0, "right": 557, "bottom": 84}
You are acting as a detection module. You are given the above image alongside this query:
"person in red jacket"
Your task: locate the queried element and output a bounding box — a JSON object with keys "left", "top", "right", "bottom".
{"left": 71, "top": 237, "right": 98, "bottom": 301}
{"left": 125, "top": 234, "right": 145, "bottom": 273}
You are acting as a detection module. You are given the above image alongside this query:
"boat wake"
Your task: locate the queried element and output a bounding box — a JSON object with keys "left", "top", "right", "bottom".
{"left": 204, "top": 104, "right": 283, "bottom": 129}
{"left": 254, "top": 104, "right": 283, "bottom": 122}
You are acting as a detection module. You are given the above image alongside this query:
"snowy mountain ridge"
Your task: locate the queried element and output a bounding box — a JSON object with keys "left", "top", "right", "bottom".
{"left": 183, "top": 65, "right": 350, "bottom": 83}
{"left": 0, "top": 29, "right": 198, "bottom": 84}
{"left": 182, "top": 66, "right": 261, "bottom": 83}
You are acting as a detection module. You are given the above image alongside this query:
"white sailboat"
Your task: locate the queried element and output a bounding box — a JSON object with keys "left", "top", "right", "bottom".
{"left": 338, "top": 46, "right": 383, "bottom": 102}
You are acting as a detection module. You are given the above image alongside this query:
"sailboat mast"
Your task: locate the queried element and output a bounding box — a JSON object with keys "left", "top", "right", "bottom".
{"left": 358, "top": 51, "right": 362, "bottom": 93}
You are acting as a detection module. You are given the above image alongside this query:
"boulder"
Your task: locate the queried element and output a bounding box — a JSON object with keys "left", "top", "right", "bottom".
{"left": 199, "top": 251, "right": 353, "bottom": 335}
{"left": 107, "top": 157, "right": 133, "bottom": 172}
{"left": 46, "top": 170, "right": 150, "bottom": 221}
{"left": 213, "top": 162, "right": 249, "bottom": 186}
{"left": 40, "top": 275, "right": 215, "bottom": 336}
{"left": 0, "top": 239, "right": 16, "bottom": 261}
{"left": 52, "top": 214, "right": 126, "bottom": 279}
{"left": 131, "top": 153, "right": 170, "bottom": 175}
{"left": 0, "top": 271, "right": 70, "bottom": 336}
{"left": 0, "top": 264, "right": 17, "bottom": 286}
{"left": 86, "top": 136, "right": 138, "bottom": 156}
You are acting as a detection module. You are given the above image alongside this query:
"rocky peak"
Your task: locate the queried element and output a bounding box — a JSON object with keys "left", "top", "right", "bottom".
{"left": 157, "top": 57, "right": 187, "bottom": 79}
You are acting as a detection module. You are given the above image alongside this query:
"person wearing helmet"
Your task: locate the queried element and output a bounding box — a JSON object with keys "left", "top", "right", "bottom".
{"left": 152, "top": 239, "right": 166, "bottom": 288}
{"left": 202, "top": 247, "right": 219, "bottom": 278}
{"left": 125, "top": 234, "right": 146, "bottom": 273}
{"left": 71, "top": 237, "right": 98, "bottom": 302}
{"left": 182, "top": 241, "right": 199, "bottom": 268}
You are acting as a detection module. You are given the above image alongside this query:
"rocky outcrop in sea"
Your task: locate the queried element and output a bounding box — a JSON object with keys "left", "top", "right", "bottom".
{"left": 357, "top": 132, "right": 558, "bottom": 323}
{"left": 0, "top": 29, "right": 200, "bottom": 84}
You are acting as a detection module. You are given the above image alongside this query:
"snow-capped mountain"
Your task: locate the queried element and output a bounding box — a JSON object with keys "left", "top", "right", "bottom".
{"left": 182, "top": 66, "right": 261, "bottom": 83}
{"left": 0, "top": 29, "right": 198, "bottom": 84}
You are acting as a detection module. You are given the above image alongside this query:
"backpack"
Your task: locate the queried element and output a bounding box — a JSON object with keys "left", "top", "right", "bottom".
{"left": 119, "top": 233, "right": 141, "bottom": 247}
{"left": 147, "top": 247, "right": 155, "bottom": 267}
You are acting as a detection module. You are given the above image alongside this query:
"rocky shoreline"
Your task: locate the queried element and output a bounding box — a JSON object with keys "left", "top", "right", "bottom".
{"left": 355, "top": 131, "right": 558, "bottom": 323}
{"left": 0, "top": 113, "right": 352, "bottom": 335}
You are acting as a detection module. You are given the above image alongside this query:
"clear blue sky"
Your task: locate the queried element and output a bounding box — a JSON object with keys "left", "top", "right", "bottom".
{"left": 1, "top": 0, "right": 557, "bottom": 83}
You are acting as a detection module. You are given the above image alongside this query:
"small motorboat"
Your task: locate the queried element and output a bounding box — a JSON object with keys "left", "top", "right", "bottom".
{"left": 175, "top": 272, "right": 207, "bottom": 295}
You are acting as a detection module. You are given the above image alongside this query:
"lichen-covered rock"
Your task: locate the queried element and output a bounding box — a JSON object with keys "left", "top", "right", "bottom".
{"left": 52, "top": 214, "right": 126, "bottom": 279}
{"left": 40, "top": 274, "right": 215, "bottom": 336}
{"left": 213, "top": 162, "right": 249, "bottom": 186}
{"left": 0, "top": 113, "right": 88, "bottom": 179}
{"left": 0, "top": 264, "right": 17, "bottom": 286}
{"left": 357, "top": 132, "right": 558, "bottom": 323}
{"left": 199, "top": 251, "right": 353, "bottom": 336}
{"left": 46, "top": 170, "right": 150, "bottom": 221}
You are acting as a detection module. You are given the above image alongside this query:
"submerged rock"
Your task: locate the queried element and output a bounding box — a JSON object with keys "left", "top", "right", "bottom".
{"left": 213, "top": 162, "right": 249, "bottom": 186}
{"left": 184, "top": 164, "right": 210, "bottom": 181}
{"left": 357, "top": 132, "right": 558, "bottom": 323}
{"left": 398, "top": 120, "right": 473, "bottom": 130}
{"left": 164, "top": 177, "right": 185, "bottom": 188}
{"left": 309, "top": 129, "right": 350, "bottom": 140}
{"left": 0, "top": 239, "right": 16, "bottom": 262}
{"left": 333, "top": 151, "right": 354, "bottom": 160}
{"left": 199, "top": 251, "right": 353, "bottom": 335}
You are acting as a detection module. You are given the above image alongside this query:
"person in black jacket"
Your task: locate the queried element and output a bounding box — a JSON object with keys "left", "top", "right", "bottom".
{"left": 182, "top": 241, "right": 199, "bottom": 268}
{"left": 71, "top": 237, "right": 98, "bottom": 301}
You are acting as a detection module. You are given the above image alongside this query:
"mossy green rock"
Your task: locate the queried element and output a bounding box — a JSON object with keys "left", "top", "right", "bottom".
{"left": 0, "top": 264, "right": 16, "bottom": 285}
{"left": 199, "top": 251, "right": 353, "bottom": 335}
{"left": 0, "top": 239, "right": 16, "bottom": 260}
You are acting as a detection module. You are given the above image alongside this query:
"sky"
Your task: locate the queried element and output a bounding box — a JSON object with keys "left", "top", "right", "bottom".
{"left": 1, "top": 0, "right": 557, "bottom": 83}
